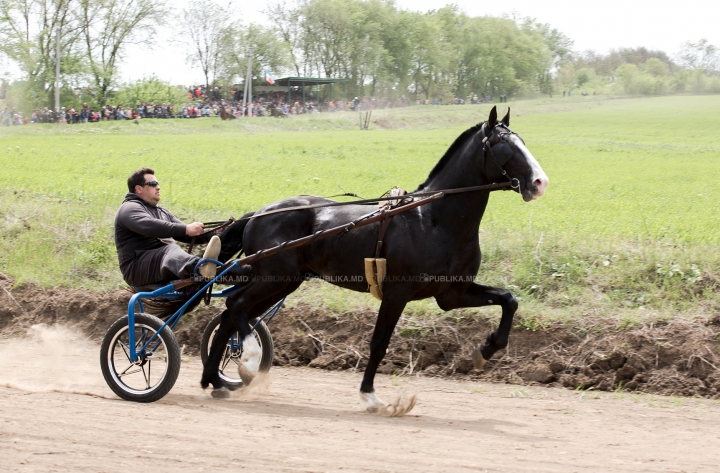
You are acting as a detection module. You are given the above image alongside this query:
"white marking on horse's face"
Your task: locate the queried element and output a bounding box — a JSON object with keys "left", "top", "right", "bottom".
{"left": 239, "top": 334, "right": 261, "bottom": 377}
{"left": 359, "top": 390, "right": 386, "bottom": 413}
{"left": 508, "top": 134, "right": 549, "bottom": 201}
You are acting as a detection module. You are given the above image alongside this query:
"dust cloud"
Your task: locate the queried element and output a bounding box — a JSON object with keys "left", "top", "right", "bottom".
{"left": 0, "top": 324, "right": 112, "bottom": 398}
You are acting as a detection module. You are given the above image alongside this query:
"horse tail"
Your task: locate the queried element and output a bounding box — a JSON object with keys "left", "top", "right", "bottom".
{"left": 218, "top": 211, "right": 254, "bottom": 262}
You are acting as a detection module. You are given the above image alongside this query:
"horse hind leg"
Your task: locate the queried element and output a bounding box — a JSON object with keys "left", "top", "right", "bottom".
{"left": 236, "top": 329, "right": 261, "bottom": 385}
{"left": 236, "top": 281, "right": 302, "bottom": 385}
{"left": 202, "top": 279, "right": 301, "bottom": 396}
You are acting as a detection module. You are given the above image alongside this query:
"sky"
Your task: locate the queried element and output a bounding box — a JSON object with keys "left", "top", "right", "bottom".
{"left": 117, "top": 0, "right": 720, "bottom": 84}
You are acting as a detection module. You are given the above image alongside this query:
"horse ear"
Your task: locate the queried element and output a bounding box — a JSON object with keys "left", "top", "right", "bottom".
{"left": 487, "top": 106, "right": 497, "bottom": 130}
{"left": 501, "top": 108, "right": 510, "bottom": 126}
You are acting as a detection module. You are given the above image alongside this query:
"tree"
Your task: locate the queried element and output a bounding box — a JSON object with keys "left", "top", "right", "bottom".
{"left": 406, "top": 11, "right": 450, "bottom": 100}
{"left": 266, "top": 0, "right": 398, "bottom": 97}
{"left": 296, "top": 0, "right": 362, "bottom": 79}
{"left": 521, "top": 18, "right": 573, "bottom": 94}
{"left": 445, "top": 14, "right": 549, "bottom": 98}
{"left": 369, "top": 3, "right": 416, "bottom": 98}
{"left": 574, "top": 47, "right": 676, "bottom": 79}
{"left": 678, "top": 39, "right": 719, "bottom": 75}
{"left": 265, "top": 0, "right": 303, "bottom": 76}
{"left": 78, "top": 0, "right": 168, "bottom": 106}
{"left": 0, "top": 0, "right": 82, "bottom": 107}
{"left": 180, "top": 0, "right": 235, "bottom": 88}
{"left": 217, "top": 22, "right": 292, "bottom": 87}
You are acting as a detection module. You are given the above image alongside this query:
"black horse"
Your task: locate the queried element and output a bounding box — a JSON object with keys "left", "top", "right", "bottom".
{"left": 204, "top": 106, "right": 549, "bottom": 414}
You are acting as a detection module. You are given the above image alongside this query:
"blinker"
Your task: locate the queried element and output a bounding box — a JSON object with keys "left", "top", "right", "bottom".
{"left": 490, "top": 141, "right": 512, "bottom": 167}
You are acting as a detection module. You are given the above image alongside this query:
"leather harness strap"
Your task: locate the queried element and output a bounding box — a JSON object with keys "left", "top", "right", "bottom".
{"left": 240, "top": 182, "right": 514, "bottom": 222}
{"left": 187, "top": 218, "right": 236, "bottom": 254}
{"left": 374, "top": 209, "right": 391, "bottom": 259}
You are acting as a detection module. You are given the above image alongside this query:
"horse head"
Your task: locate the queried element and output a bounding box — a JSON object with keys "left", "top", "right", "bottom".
{"left": 481, "top": 106, "right": 548, "bottom": 202}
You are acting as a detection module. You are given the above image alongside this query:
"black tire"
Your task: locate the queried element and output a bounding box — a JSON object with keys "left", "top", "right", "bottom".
{"left": 200, "top": 314, "right": 274, "bottom": 389}
{"left": 100, "top": 313, "right": 181, "bottom": 403}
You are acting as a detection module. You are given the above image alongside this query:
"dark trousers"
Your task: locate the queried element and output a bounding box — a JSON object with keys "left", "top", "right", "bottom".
{"left": 124, "top": 244, "right": 199, "bottom": 287}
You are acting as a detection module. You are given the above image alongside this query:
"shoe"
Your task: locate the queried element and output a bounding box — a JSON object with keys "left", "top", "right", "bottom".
{"left": 199, "top": 235, "right": 221, "bottom": 279}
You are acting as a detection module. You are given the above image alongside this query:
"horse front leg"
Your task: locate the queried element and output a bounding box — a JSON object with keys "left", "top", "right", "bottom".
{"left": 435, "top": 282, "right": 518, "bottom": 370}
{"left": 359, "top": 293, "right": 416, "bottom": 416}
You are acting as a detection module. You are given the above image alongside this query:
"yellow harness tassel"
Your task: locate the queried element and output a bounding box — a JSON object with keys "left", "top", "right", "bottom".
{"left": 364, "top": 258, "right": 386, "bottom": 300}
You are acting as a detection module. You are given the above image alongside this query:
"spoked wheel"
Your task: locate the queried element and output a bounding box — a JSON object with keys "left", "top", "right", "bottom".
{"left": 100, "top": 313, "right": 181, "bottom": 403}
{"left": 200, "top": 314, "right": 274, "bottom": 390}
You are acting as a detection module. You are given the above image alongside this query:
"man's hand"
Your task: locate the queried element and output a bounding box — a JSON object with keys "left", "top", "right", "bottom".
{"left": 185, "top": 222, "right": 205, "bottom": 237}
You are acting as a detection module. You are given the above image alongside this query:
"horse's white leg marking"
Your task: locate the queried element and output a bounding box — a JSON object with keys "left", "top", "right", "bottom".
{"left": 359, "top": 391, "right": 386, "bottom": 413}
{"left": 360, "top": 388, "right": 417, "bottom": 416}
{"left": 237, "top": 334, "right": 261, "bottom": 384}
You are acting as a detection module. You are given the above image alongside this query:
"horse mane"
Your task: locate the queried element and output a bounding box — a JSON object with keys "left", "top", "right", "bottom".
{"left": 414, "top": 121, "right": 486, "bottom": 191}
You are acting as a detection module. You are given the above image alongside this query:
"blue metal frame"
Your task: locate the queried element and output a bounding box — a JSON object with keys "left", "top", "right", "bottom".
{"left": 126, "top": 260, "right": 285, "bottom": 362}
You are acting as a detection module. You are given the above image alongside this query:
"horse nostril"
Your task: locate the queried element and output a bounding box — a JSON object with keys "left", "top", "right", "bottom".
{"left": 532, "top": 177, "right": 548, "bottom": 196}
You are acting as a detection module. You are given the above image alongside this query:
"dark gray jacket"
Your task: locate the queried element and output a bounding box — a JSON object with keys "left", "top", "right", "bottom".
{"left": 114, "top": 193, "right": 192, "bottom": 279}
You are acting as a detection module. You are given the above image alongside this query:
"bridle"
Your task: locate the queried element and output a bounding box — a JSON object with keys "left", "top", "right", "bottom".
{"left": 482, "top": 122, "right": 523, "bottom": 191}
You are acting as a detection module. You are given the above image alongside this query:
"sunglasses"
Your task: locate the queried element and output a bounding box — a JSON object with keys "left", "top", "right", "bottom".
{"left": 143, "top": 181, "right": 159, "bottom": 187}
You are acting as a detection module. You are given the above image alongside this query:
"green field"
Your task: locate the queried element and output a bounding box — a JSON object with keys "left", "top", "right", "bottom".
{"left": 1, "top": 95, "right": 718, "bottom": 324}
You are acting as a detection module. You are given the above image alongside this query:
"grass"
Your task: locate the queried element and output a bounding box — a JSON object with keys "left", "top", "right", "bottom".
{"left": 1, "top": 94, "right": 718, "bottom": 323}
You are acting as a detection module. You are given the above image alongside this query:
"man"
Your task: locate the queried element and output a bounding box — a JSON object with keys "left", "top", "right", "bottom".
{"left": 114, "top": 167, "right": 221, "bottom": 287}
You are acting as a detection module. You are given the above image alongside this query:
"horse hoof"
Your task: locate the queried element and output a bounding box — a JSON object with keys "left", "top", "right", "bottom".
{"left": 471, "top": 350, "right": 487, "bottom": 370}
{"left": 360, "top": 392, "right": 417, "bottom": 417}
{"left": 360, "top": 391, "right": 385, "bottom": 413}
{"left": 238, "top": 365, "right": 255, "bottom": 386}
{"left": 211, "top": 387, "right": 231, "bottom": 399}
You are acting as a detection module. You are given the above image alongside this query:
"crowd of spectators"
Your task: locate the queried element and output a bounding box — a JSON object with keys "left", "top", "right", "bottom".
{"left": 1, "top": 108, "right": 25, "bottom": 125}
{"left": 2, "top": 85, "right": 502, "bottom": 126}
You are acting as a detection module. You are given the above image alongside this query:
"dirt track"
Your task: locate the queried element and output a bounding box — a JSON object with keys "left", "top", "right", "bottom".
{"left": 3, "top": 280, "right": 720, "bottom": 400}
{"left": 1, "top": 326, "right": 720, "bottom": 472}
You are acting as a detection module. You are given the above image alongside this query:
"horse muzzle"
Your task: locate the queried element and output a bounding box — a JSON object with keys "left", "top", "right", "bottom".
{"left": 520, "top": 174, "right": 549, "bottom": 202}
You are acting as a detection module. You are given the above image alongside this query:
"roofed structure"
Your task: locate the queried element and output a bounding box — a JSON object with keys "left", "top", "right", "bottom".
{"left": 273, "top": 77, "right": 348, "bottom": 103}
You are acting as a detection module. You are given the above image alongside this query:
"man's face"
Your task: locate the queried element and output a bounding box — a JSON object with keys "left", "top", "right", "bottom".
{"left": 134, "top": 174, "right": 161, "bottom": 206}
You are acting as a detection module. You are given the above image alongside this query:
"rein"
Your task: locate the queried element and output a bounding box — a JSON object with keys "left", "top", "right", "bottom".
{"left": 186, "top": 218, "right": 236, "bottom": 254}
{"left": 237, "top": 181, "right": 517, "bottom": 222}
